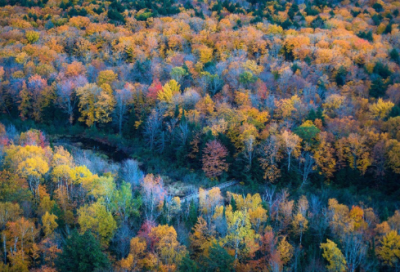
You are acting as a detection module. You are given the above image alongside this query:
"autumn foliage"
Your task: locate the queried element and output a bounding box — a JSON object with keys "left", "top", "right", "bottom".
{"left": 0, "top": 0, "right": 400, "bottom": 271}
{"left": 202, "top": 140, "right": 229, "bottom": 179}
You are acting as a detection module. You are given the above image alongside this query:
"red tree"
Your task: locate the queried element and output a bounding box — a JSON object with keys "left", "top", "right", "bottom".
{"left": 202, "top": 140, "right": 229, "bottom": 179}
{"left": 147, "top": 79, "right": 162, "bottom": 101}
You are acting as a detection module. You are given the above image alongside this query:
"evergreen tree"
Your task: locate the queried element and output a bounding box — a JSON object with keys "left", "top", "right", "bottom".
{"left": 202, "top": 243, "right": 235, "bottom": 272}
{"left": 186, "top": 200, "right": 198, "bottom": 229}
{"left": 179, "top": 254, "right": 200, "bottom": 272}
{"left": 390, "top": 49, "right": 400, "bottom": 64}
{"left": 56, "top": 230, "right": 110, "bottom": 272}
{"left": 369, "top": 77, "right": 387, "bottom": 98}
{"left": 307, "top": 109, "right": 317, "bottom": 121}
{"left": 231, "top": 195, "right": 237, "bottom": 212}
{"left": 335, "top": 66, "right": 347, "bottom": 86}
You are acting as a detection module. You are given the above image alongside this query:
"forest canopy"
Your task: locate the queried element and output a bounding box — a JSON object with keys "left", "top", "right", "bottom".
{"left": 0, "top": 0, "right": 400, "bottom": 271}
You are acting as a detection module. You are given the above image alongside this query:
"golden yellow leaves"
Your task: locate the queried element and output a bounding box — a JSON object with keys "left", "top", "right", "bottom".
{"left": 148, "top": 225, "right": 188, "bottom": 269}
{"left": 369, "top": 99, "right": 394, "bottom": 120}
{"left": 78, "top": 201, "right": 117, "bottom": 247}
{"left": 158, "top": 79, "right": 181, "bottom": 103}
{"left": 42, "top": 212, "right": 58, "bottom": 237}
{"left": 76, "top": 83, "right": 115, "bottom": 127}
{"left": 377, "top": 231, "right": 400, "bottom": 267}
{"left": 321, "top": 239, "right": 347, "bottom": 272}
{"left": 25, "top": 31, "right": 40, "bottom": 44}
{"left": 69, "top": 16, "right": 90, "bottom": 28}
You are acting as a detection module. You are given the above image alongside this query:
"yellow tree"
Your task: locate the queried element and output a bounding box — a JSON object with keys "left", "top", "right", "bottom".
{"left": 8, "top": 250, "right": 29, "bottom": 272}
{"left": 158, "top": 79, "right": 180, "bottom": 103}
{"left": 77, "top": 201, "right": 117, "bottom": 247}
{"left": 189, "top": 216, "right": 216, "bottom": 260}
{"left": 17, "top": 156, "right": 49, "bottom": 200}
{"left": 228, "top": 192, "right": 264, "bottom": 212}
{"left": 119, "top": 237, "right": 147, "bottom": 271}
{"left": 76, "top": 83, "right": 115, "bottom": 127}
{"left": 197, "top": 45, "right": 213, "bottom": 63}
{"left": 320, "top": 239, "right": 347, "bottom": 272}
{"left": 26, "top": 31, "right": 40, "bottom": 44}
{"left": 377, "top": 230, "right": 400, "bottom": 267}
{"left": 83, "top": 176, "right": 116, "bottom": 209}
{"left": 292, "top": 196, "right": 309, "bottom": 243}
{"left": 313, "top": 132, "right": 336, "bottom": 178}
{"left": 96, "top": 84, "right": 115, "bottom": 124}
{"left": 249, "top": 206, "right": 268, "bottom": 233}
{"left": 369, "top": 99, "right": 394, "bottom": 120}
{"left": 223, "top": 206, "right": 259, "bottom": 261}
{"left": 0, "top": 202, "right": 22, "bottom": 229}
{"left": 42, "top": 212, "right": 58, "bottom": 237}
{"left": 149, "top": 224, "right": 188, "bottom": 271}
{"left": 340, "top": 133, "right": 371, "bottom": 174}
{"left": 199, "top": 188, "right": 223, "bottom": 226}
{"left": 97, "top": 70, "right": 118, "bottom": 86}
{"left": 259, "top": 135, "right": 282, "bottom": 183}
{"left": 280, "top": 130, "right": 301, "bottom": 171}
{"left": 52, "top": 164, "right": 73, "bottom": 198}
{"left": 275, "top": 95, "right": 301, "bottom": 119}
{"left": 292, "top": 213, "right": 308, "bottom": 245}
{"left": 5, "top": 145, "right": 51, "bottom": 200}
{"left": 25, "top": 75, "right": 50, "bottom": 122}
{"left": 328, "top": 198, "right": 353, "bottom": 235}
{"left": 195, "top": 94, "right": 215, "bottom": 116}
{"left": 349, "top": 206, "right": 366, "bottom": 231}
{"left": 278, "top": 236, "right": 293, "bottom": 266}
{"left": 38, "top": 193, "right": 55, "bottom": 217}
{"left": 386, "top": 140, "right": 400, "bottom": 174}
{"left": 5, "top": 217, "right": 37, "bottom": 260}
{"left": 51, "top": 147, "right": 74, "bottom": 199}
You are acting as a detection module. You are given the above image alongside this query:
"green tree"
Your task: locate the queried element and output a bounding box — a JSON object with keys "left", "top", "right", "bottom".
{"left": 186, "top": 200, "right": 198, "bottom": 229}
{"left": 335, "top": 66, "right": 347, "bottom": 86}
{"left": 179, "top": 254, "right": 200, "bottom": 272}
{"left": 56, "top": 230, "right": 110, "bottom": 272}
{"left": 202, "top": 243, "right": 235, "bottom": 272}
{"left": 294, "top": 120, "right": 320, "bottom": 143}
{"left": 369, "top": 77, "right": 387, "bottom": 98}
{"left": 0, "top": 170, "right": 31, "bottom": 203}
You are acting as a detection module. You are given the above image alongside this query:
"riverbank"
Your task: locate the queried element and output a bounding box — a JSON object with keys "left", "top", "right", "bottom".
{"left": 49, "top": 130, "right": 232, "bottom": 199}
{"left": 2, "top": 117, "right": 400, "bottom": 215}
{"left": 52, "top": 135, "right": 131, "bottom": 162}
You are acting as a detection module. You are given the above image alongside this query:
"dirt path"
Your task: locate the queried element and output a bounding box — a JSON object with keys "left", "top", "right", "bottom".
{"left": 181, "top": 180, "right": 239, "bottom": 204}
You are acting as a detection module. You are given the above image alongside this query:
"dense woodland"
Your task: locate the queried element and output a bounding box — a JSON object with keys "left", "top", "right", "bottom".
{"left": 0, "top": 0, "right": 400, "bottom": 271}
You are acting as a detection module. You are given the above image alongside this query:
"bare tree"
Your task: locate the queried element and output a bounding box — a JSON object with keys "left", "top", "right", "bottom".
{"left": 281, "top": 130, "right": 301, "bottom": 171}
{"left": 111, "top": 222, "right": 135, "bottom": 260}
{"left": 342, "top": 233, "right": 367, "bottom": 272}
{"left": 141, "top": 174, "right": 166, "bottom": 221}
{"left": 114, "top": 87, "right": 133, "bottom": 135}
{"left": 121, "top": 159, "right": 143, "bottom": 187}
{"left": 177, "top": 121, "right": 190, "bottom": 149}
{"left": 263, "top": 186, "right": 276, "bottom": 209}
{"left": 56, "top": 76, "right": 88, "bottom": 125}
{"left": 243, "top": 135, "right": 256, "bottom": 172}
{"left": 296, "top": 152, "right": 315, "bottom": 188}
{"left": 258, "top": 135, "right": 282, "bottom": 182}
{"left": 143, "top": 108, "right": 164, "bottom": 151}
{"left": 155, "top": 131, "right": 166, "bottom": 154}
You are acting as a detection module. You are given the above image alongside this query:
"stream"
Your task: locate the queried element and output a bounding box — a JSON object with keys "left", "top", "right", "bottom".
{"left": 52, "top": 135, "right": 236, "bottom": 198}
{"left": 53, "top": 136, "right": 131, "bottom": 162}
